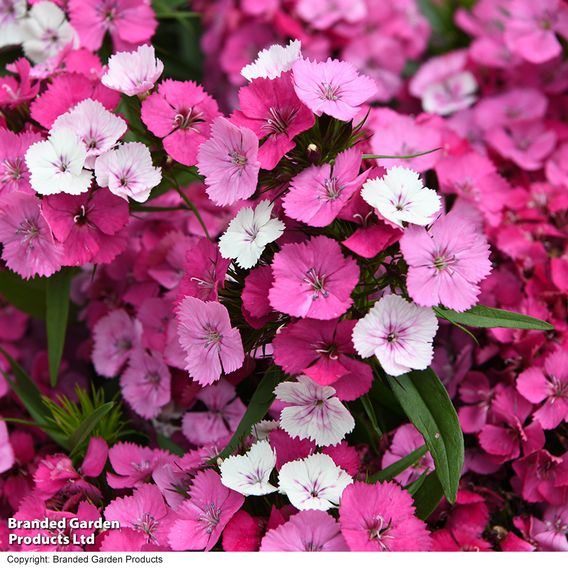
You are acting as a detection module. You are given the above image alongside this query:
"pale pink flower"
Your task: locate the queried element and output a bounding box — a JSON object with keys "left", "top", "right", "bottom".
{"left": 0, "top": 128, "right": 42, "bottom": 195}
{"left": 352, "top": 295, "right": 438, "bottom": 377}
{"left": 292, "top": 58, "right": 376, "bottom": 121}
{"left": 0, "top": 421, "right": 14, "bottom": 474}
{"left": 296, "top": 0, "right": 366, "bottom": 29}
{"left": 102, "top": 44, "right": 164, "bottom": 96}
{"left": 274, "top": 376, "right": 355, "bottom": 447}
{"left": 175, "top": 296, "right": 245, "bottom": 386}
{"left": 241, "top": 40, "right": 302, "bottom": 82}
{"left": 94, "top": 142, "right": 162, "bottom": 203}
{"left": 400, "top": 211, "right": 492, "bottom": 312}
{"left": 197, "top": 117, "right": 261, "bottom": 206}
{"left": 260, "top": 510, "right": 349, "bottom": 551}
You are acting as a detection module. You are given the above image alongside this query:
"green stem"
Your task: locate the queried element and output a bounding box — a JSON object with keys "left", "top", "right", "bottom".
{"left": 362, "top": 147, "right": 441, "bottom": 160}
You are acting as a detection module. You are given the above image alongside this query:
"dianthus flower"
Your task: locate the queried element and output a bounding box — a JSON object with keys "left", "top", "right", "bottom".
{"left": 241, "top": 39, "right": 302, "bottom": 82}
{"left": 0, "top": 128, "right": 42, "bottom": 195}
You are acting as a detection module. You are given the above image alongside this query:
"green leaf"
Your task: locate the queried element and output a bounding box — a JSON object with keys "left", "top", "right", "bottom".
{"left": 360, "top": 394, "right": 383, "bottom": 438}
{"left": 217, "top": 366, "right": 284, "bottom": 460}
{"left": 156, "top": 433, "right": 185, "bottom": 456}
{"left": 435, "top": 305, "right": 553, "bottom": 331}
{"left": 362, "top": 147, "right": 441, "bottom": 160}
{"left": 46, "top": 269, "right": 73, "bottom": 387}
{"left": 387, "top": 369, "right": 463, "bottom": 503}
{"left": 68, "top": 402, "right": 114, "bottom": 454}
{"left": 0, "top": 271, "right": 46, "bottom": 319}
{"left": 412, "top": 472, "right": 444, "bottom": 520}
{"left": 367, "top": 445, "right": 427, "bottom": 483}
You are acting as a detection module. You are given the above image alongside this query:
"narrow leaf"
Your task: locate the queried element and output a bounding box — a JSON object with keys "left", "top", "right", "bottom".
{"left": 387, "top": 369, "right": 463, "bottom": 503}
{"left": 68, "top": 402, "right": 114, "bottom": 453}
{"left": 46, "top": 269, "right": 73, "bottom": 386}
{"left": 360, "top": 394, "right": 383, "bottom": 437}
{"left": 367, "top": 445, "right": 427, "bottom": 483}
{"left": 412, "top": 472, "right": 444, "bottom": 520}
{"left": 156, "top": 433, "right": 185, "bottom": 456}
{"left": 218, "top": 366, "right": 284, "bottom": 459}
{"left": 435, "top": 305, "right": 553, "bottom": 331}
{"left": 362, "top": 147, "right": 441, "bottom": 160}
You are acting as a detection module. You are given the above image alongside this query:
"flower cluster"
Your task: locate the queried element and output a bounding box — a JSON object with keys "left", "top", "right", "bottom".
{"left": 0, "top": 0, "right": 566, "bottom": 555}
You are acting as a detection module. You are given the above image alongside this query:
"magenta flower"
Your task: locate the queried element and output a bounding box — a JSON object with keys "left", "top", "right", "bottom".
{"left": 168, "top": 469, "right": 244, "bottom": 551}
{"left": 232, "top": 71, "right": 314, "bottom": 170}
{"left": 69, "top": 0, "right": 158, "bottom": 52}
{"left": 0, "top": 128, "right": 42, "bottom": 195}
{"left": 272, "top": 318, "right": 372, "bottom": 400}
{"left": 141, "top": 79, "right": 220, "bottom": 167}
{"left": 41, "top": 188, "right": 129, "bottom": 266}
{"left": 400, "top": 211, "right": 492, "bottom": 312}
{"left": 260, "top": 510, "right": 349, "bottom": 551}
{"left": 197, "top": 117, "right": 261, "bottom": 206}
{"left": 120, "top": 349, "right": 171, "bottom": 420}
{"left": 269, "top": 236, "right": 359, "bottom": 320}
{"left": 339, "top": 481, "right": 432, "bottom": 551}
{"left": 0, "top": 191, "right": 63, "bottom": 279}
{"left": 516, "top": 349, "right": 568, "bottom": 430}
{"left": 181, "top": 379, "right": 246, "bottom": 446}
{"left": 283, "top": 148, "right": 368, "bottom": 227}
{"left": 292, "top": 58, "right": 376, "bottom": 121}
{"left": 176, "top": 296, "right": 245, "bottom": 386}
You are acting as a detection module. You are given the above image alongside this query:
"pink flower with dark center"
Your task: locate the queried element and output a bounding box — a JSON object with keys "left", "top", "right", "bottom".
{"left": 400, "top": 211, "right": 492, "bottom": 312}
{"left": 197, "top": 117, "right": 260, "bottom": 206}
{"left": 339, "top": 481, "right": 432, "bottom": 551}
{"left": 292, "top": 58, "right": 376, "bottom": 121}
{"left": 176, "top": 296, "right": 245, "bottom": 386}
{"left": 272, "top": 318, "right": 372, "bottom": 400}
{"left": 141, "top": 79, "right": 220, "bottom": 167}
{"left": 232, "top": 71, "right": 314, "bottom": 170}
{"left": 260, "top": 510, "right": 349, "bottom": 551}
{"left": 283, "top": 148, "right": 368, "bottom": 227}
{"left": 0, "top": 191, "right": 63, "bottom": 279}
{"left": 168, "top": 469, "right": 244, "bottom": 551}
{"left": 517, "top": 349, "right": 568, "bottom": 430}
{"left": 269, "top": 236, "right": 359, "bottom": 320}
{"left": 0, "top": 128, "right": 42, "bottom": 195}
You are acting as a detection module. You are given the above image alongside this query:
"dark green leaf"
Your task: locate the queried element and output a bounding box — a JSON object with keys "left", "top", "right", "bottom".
{"left": 435, "top": 305, "right": 553, "bottom": 331}
{"left": 362, "top": 147, "right": 441, "bottom": 160}
{"left": 156, "top": 433, "right": 185, "bottom": 456}
{"left": 360, "top": 394, "right": 383, "bottom": 438}
{"left": 368, "top": 445, "right": 427, "bottom": 483}
{"left": 46, "top": 269, "right": 73, "bottom": 387}
{"left": 68, "top": 402, "right": 114, "bottom": 454}
{"left": 387, "top": 369, "right": 463, "bottom": 503}
{"left": 218, "top": 366, "right": 284, "bottom": 459}
{"left": 0, "top": 271, "right": 46, "bottom": 319}
{"left": 406, "top": 469, "right": 430, "bottom": 496}
{"left": 412, "top": 472, "right": 444, "bottom": 520}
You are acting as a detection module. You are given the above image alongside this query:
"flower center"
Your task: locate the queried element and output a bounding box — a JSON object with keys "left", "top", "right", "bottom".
{"left": 203, "top": 325, "right": 222, "bottom": 347}
{"left": 304, "top": 267, "right": 329, "bottom": 300}
{"left": 319, "top": 82, "right": 342, "bottom": 101}
{"left": 73, "top": 204, "right": 87, "bottom": 225}
{"left": 229, "top": 150, "right": 248, "bottom": 169}
{"left": 367, "top": 515, "right": 393, "bottom": 550}
{"left": 264, "top": 106, "right": 298, "bottom": 136}
{"left": 322, "top": 176, "right": 341, "bottom": 201}
{"left": 174, "top": 108, "right": 204, "bottom": 130}
{"left": 199, "top": 503, "right": 222, "bottom": 534}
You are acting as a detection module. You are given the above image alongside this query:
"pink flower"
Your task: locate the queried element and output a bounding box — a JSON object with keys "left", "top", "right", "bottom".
{"left": 41, "top": 188, "right": 129, "bottom": 266}
{"left": 0, "top": 128, "right": 42, "bottom": 195}
{"left": 292, "top": 58, "right": 376, "bottom": 121}
{"left": 92, "top": 309, "right": 142, "bottom": 378}
{"left": 0, "top": 191, "right": 63, "bottom": 279}
{"left": 105, "top": 484, "right": 174, "bottom": 548}
{"left": 269, "top": 236, "right": 359, "bottom": 320}
{"left": 516, "top": 349, "right": 568, "bottom": 430}
{"left": 181, "top": 379, "right": 246, "bottom": 446}
{"left": 197, "top": 117, "right": 260, "bottom": 206}
{"left": 141, "top": 79, "right": 220, "bottom": 167}
{"left": 533, "top": 506, "right": 568, "bottom": 551}
{"left": 296, "top": 0, "right": 367, "bottom": 29}
{"left": 232, "top": 71, "right": 314, "bottom": 170}
{"left": 242, "top": 265, "right": 274, "bottom": 329}
{"left": 272, "top": 318, "right": 372, "bottom": 400}
{"left": 431, "top": 528, "right": 492, "bottom": 551}
{"left": 102, "top": 44, "right": 164, "bottom": 96}
{"left": 222, "top": 510, "right": 264, "bottom": 552}
{"left": 107, "top": 442, "right": 172, "bottom": 489}
{"left": 339, "top": 481, "right": 432, "bottom": 551}
{"left": 382, "top": 424, "right": 434, "bottom": 485}
{"left": 504, "top": 0, "right": 568, "bottom": 64}
{"left": 69, "top": 0, "right": 158, "bottom": 52}
{"left": 0, "top": 421, "right": 14, "bottom": 474}
{"left": 0, "top": 58, "right": 39, "bottom": 108}
{"left": 120, "top": 349, "right": 171, "bottom": 420}
{"left": 400, "top": 211, "right": 492, "bottom": 312}
{"left": 458, "top": 372, "right": 493, "bottom": 433}
{"left": 283, "top": 148, "right": 368, "bottom": 227}
{"left": 260, "top": 510, "right": 349, "bottom": 551}
{"left": 175, "top": 296, "right": 245, "bottom": 386}
{"left": 168, "top": 469, "right": 244, "bottom": 551}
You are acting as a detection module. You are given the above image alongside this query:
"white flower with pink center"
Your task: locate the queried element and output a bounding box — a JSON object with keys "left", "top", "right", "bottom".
{"left": 352, "top": 295, "right": 438, "bottom": 377}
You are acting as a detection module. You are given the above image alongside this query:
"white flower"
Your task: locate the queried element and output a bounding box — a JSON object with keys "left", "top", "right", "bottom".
{"left": 422, "top": 72, "right": 477, "bottom": 116}
{"left": 352, "top": 295, "right": 438, "bottom": 377}
{"left": 219, "top": 200, "right": 285, "bottom": 269}
{"left": 0, "top": 0, "right": 26, "bottom": 49}
{"left": 52, "top": 99, "right": 127, "bottom": 169}
{"left": 25, "top": 128, "right": 92, "bottom": 196}
{"left": 274, "top": 376, "right": 355, "bottom": 447}
{"left": 102, "top": 44, "right": 164, "bottom": 97}
{"left": 20, "top": 1, "right": 77, "bottom": 64}
{"left": 220, "top": 440, "right": 278, "bottom": 496}
{"left": 361, "top": 166, "right": 441, "bottom": 227}
{"left": 241, "top": 40, "right": 302, "bottom": 82}
{"left": 278, "top": 454, "right": 352, "bottom": 511}
{"left": 94, "top": 142, "right": 162, "bottom": 203}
